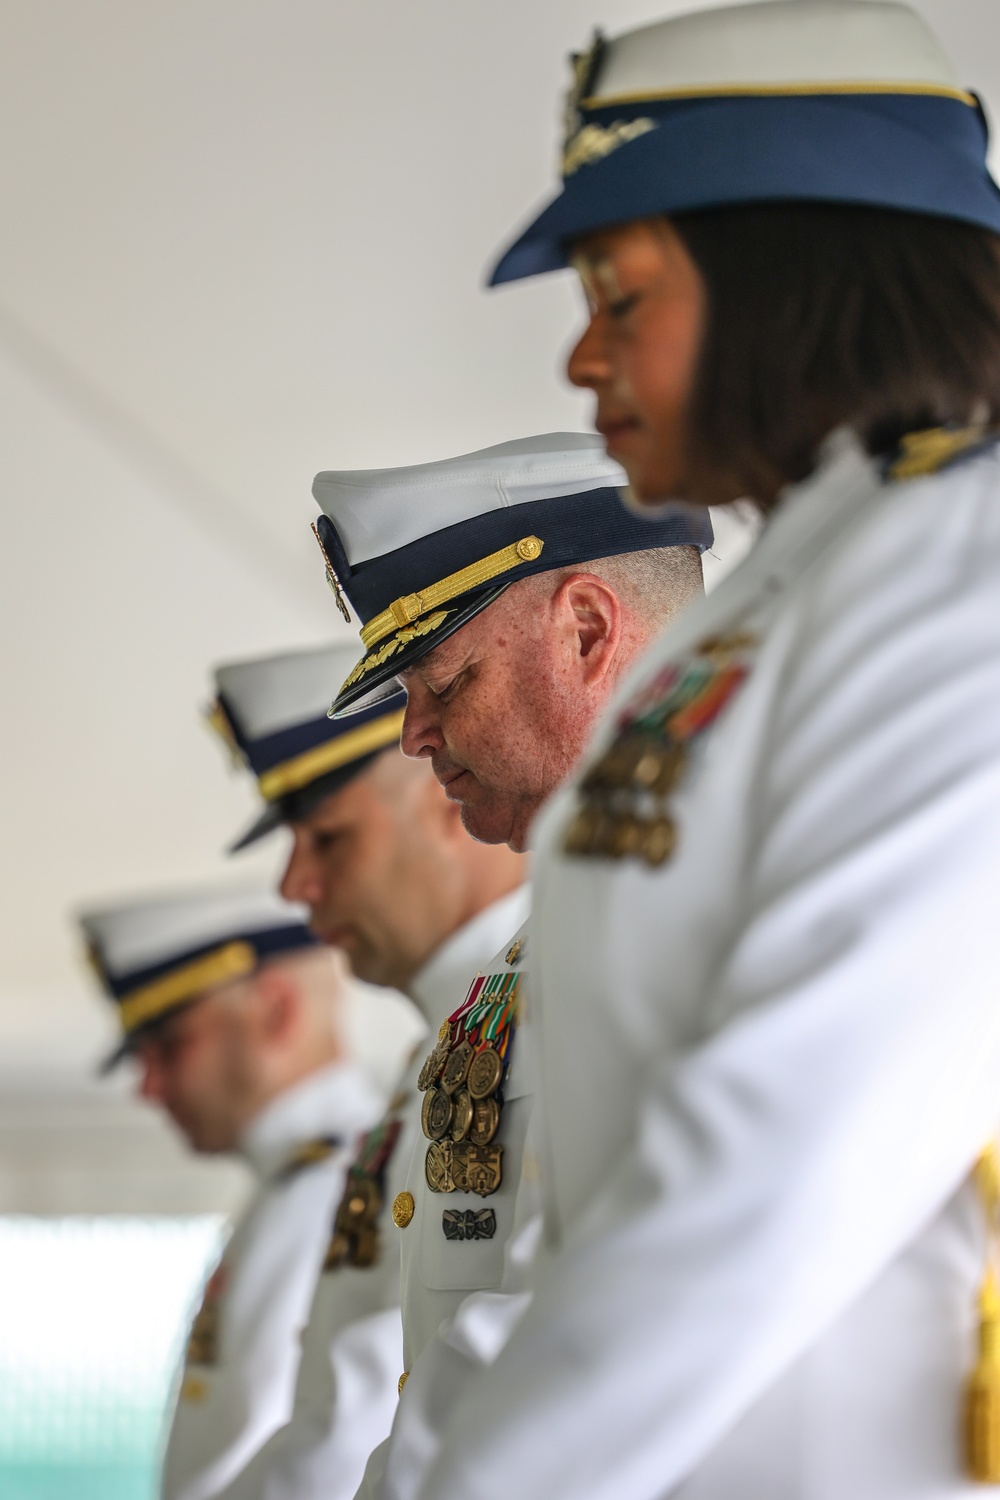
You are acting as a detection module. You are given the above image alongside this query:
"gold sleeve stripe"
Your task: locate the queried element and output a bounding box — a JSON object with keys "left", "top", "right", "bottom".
{"left": 582, "top": 80, "right": 977, "bottom": 109}
{"left": 118, "top": 941, "right": 257, "bottom": 1034}
{"left": 257, "top": 708, "right": 405, "bottom": 801}
{"left": 360, "top": 537, "right": 544, "bottom": 651}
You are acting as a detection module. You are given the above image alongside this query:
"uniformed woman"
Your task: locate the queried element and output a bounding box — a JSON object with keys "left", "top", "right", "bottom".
{"left": 415, "top": 4, "right": 1000, "bottom": 1498}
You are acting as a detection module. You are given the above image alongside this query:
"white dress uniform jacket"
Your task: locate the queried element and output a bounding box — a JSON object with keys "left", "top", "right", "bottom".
{"left": 358, "top": 914, "right": 540, "bottom": 1500}
{"left": 213, "top": 887, "right": 529, "bottom": 1500}
{"left": 416, "top": 432, "right": 1000, "bottom": 1500}
{"left": 162, "top": 1060, "right": 383, "bottom": 1500}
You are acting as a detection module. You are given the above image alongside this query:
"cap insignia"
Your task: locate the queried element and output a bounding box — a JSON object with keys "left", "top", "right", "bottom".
{"left": 563, "top": 117, "right": 657, "bottom": 178}
{"left": 563, "top": 30, "right": 606, "bottom": 153}
{"left": 311, "top": 521, "right": 352, "bottom": 623}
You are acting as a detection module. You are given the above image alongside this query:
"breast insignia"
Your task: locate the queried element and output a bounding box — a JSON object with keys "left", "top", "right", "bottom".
{"left": 564, "top": 632, "right": 756, "bottom": 865}
{"left": 442, "top": 1208, "right": 497, "bottom": 1241}
{"left": 324, "top": 1113, "right": 404, "bottom": 1271}
{"left": 505, "top": 936, "right": 526, "bottom": 967}
{"left": 417, "top": 969, "right": 522, "bottom": 1222}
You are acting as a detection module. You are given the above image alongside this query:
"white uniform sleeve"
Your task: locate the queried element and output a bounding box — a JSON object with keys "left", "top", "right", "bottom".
{"left": 417, "top": 493, "right": 1000, "bottom": 1499}
{"left": 215, "top": 1277, "right": 402, "bottom": 1500}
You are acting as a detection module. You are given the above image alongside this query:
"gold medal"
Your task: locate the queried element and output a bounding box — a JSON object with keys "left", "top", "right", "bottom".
{"left": 641, "top": 815, "right": 676, "bottom": 867}
{"left": 469, "top": 1095, "right": 499, "bottom": 1146}
{"left": 441, "top": 1038, "right": 473, "bottom": 1095}
{"left": 609, "top": 813, "right": 644, "bottom": 859}
{"left": 323, "top": 1230, "right": 351, "bottom": 1272}
{"left": 425, "top": 1139, "right": 455, "bottom": 1193}
{"left": 352, "top": 1226, "right": 379, "bottom": 1268}
{"left": 421, "top": 1087, "right": 453, "bottom": 1141}
{"left": 563, "top": 802, "right": 603, "bottom": 856}
{"left": 634, "top": 742, "right": 686, "bottom": 796}
{"left": 340, "top": 1174, "right": 379, "bottom": 1223}
{"left": 450, "top": 1088, "right": 473, "bottom": 1142}
{"left": 452, "top": 1141, "right": 503, "bottom": 1197}
{"left": 467, "top": 1046, "right": 503, "bottom": 1099}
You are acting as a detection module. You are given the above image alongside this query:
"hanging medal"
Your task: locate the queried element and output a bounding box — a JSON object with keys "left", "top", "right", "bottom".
{"left": 324, "top": 1102, "right": 406, "bottom": 1271}
{"left": 564, "top": 632, "right": 756, "bottom": 866}
{"left": 418, "top": 970, "right": 521, "bottom": 1201}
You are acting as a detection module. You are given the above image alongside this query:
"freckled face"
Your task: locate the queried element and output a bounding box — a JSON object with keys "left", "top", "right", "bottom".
{"left": 399, "top": 590, "right": 582, "bottom": 851}
{"left": 567, "top": 219, "right": 705, "bottom": 506}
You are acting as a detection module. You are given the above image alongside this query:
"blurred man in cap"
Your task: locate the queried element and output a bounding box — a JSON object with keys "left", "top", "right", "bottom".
{"left": 80, "top": 885, "right": 382, "bottom": 1500}
{"left": 309, "top": 432, "right": 709, "bottom": 1498}
{"left": 203, "top": 640, "right": 526, "bottom": 1500}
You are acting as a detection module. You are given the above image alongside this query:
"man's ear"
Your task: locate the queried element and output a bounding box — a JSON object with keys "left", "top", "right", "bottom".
{"left": 249, "top": 965, "right": 300, "bottom": 1045}
{"left": 556, "top": 573, "right": 623, "bottom": 684}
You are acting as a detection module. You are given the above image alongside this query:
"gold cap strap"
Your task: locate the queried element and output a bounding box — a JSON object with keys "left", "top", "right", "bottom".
{"left": 257, "top": 709, "right": 405, "bottom": 802}
{"left": 965, "top": 1142, "right": 1000, "bottom": 1480}
{"left": 118, "top": 940, "right": 257, "bottom": 1035}
{"left": 360, "top": 536, "right": 544, "bottom": 651}
{"left": 205, "top": 699, "right": 245, "bottom": 769}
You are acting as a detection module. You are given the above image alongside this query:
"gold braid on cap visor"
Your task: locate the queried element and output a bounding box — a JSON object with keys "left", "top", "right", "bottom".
{"left": 257, "top": 708, "right": 405, "bottom": 801}
{"left": 117, "top": 941, "right": 257, "bottom": 1035}
{"left": 340, "top": 536, "right": 544, "bottom": 694}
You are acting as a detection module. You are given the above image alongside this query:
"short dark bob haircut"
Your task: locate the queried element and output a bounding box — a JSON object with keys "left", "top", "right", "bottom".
{"left": 670, "top": 203, "right": 1000, "bottom": 507}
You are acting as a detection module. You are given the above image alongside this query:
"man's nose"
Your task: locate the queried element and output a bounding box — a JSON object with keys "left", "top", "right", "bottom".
{"left": 280, "top": 836, "right": 322, "bottom": 906}
{"left": 566, "top": 313, "right": 610, "bottom": 391}
{"left": 400, "top": 682, "right": 444, "bottom": 761}
{"left": 136, "top": 1051, "right": 165, "bottom": 1103}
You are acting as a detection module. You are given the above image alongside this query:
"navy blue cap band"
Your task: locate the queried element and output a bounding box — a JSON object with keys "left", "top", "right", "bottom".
{"left": 491, "top": 91, "right": 1000, "bottom": 285}
{"left": 102, "top": 923, "right": 318, "bottom": 1002}
{"left": 222, "top": 691, "right": 406, "bottom": 781}
{"left": 318, "top": 487, "right": 712, "bottom": 627}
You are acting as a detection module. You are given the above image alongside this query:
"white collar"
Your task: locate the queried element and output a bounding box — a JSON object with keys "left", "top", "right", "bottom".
{"left": 239, "top": 1059, "right": 383, "bottom": 1179}
{"left": 409, "top": 886, "right": 532, "bottom": 1032}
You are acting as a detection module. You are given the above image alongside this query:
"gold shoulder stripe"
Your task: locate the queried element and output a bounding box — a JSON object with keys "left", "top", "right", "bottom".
{"left": 360, "top": 536, "right": 544, "bottom": 651}
{"left": 257, "top": 709, "right": 405, "bottom": 801}
{"left": 118, "top": 941, "right": 257, "bottom": 1034}
{"left": 887, "top": 425, "right": 987, "bottom": 481}
{"left": 583, "top": 80, "right": 977, "bottom": 109}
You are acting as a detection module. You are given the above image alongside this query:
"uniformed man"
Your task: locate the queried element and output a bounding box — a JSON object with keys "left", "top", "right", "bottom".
{"left": 308, "top": 431, "right": 710, "bottom": 1497}
{"left": 201, "top": 640, "right": 527, "bottom": 1500}
{"left": 409, "top": 4, "right": 1000, "bottom": 1499}
{"left": 78, "top": 886, "right": 383, "bottom": 1500}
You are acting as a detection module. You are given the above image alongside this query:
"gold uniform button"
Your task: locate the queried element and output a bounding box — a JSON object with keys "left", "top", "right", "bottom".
{"left": 516, "top": 536, "right": 543, "bottom": 562}
{"left": 392, "top": 1191, "right": 415, "bottom": 1229}
{"left": 398, "top": 1371, "right": 409, "bottom": 1395}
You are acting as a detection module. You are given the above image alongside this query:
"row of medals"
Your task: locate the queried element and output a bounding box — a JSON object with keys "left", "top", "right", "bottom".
{"left": 564, "top": 731, "right": 687, "bottom": 866}
{"left": 419, "top": 1025, "right": 505, "bottom": 1198}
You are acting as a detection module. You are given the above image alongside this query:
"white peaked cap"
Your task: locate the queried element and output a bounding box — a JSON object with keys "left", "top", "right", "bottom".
{"left": 591, "top": 2, "right": 958, "bottom": 101}
{"left": 80, "top": 885, "right": 312, "bottom": 984}
{"left": 214, "top": 643, "right": 371, "bottom": 741}
{"left": 313, "top": 433, "right": 626, "bottom": 569}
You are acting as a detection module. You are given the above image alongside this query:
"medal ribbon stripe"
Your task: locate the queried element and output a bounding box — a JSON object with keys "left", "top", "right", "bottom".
{"left": 566, "top": 635, "right": 756, "bottom": 866}
{"left": 667, "top": 664, "right": 750, "bottom": 740}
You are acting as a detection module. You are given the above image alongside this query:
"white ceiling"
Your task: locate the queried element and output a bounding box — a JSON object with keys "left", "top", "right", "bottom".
{"left": 0, "top": 0, "right": 998, "bottom": 1092}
